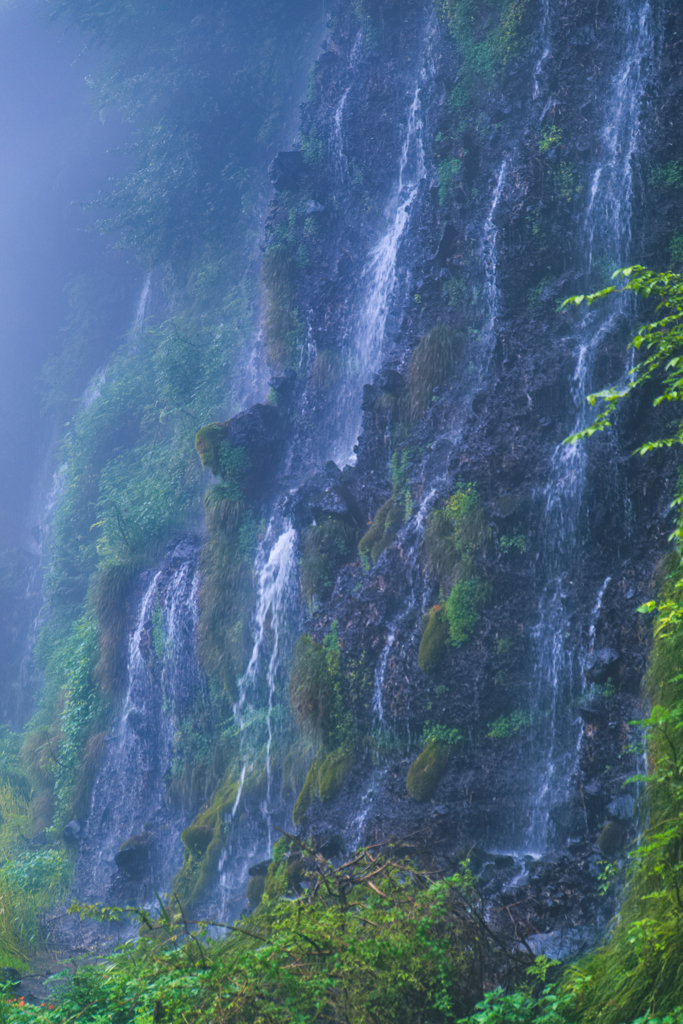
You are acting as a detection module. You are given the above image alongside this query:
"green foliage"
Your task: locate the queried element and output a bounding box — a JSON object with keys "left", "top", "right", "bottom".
{"left": 563, "top": 267, "right": 683, "bottom": 452}
{"left": 406, "top": 739, "right": 453, "bottom": 800}
{"left": 671, "top": 232, "right": 683, "bottom": 268}
{"left": 650, "top": 161, "right": 683, "bottom": 190}
{"left": 553, "top": 162, "right": 582, "bottom": 204}
{"left": 486, "top": 710, "right": 531, "bottom": 739}
{"left": 445, "top": 577, "right": 489, "bottom": 646}
{"left": 538, "top": 125, "right": 561, "bottom": 153}
{"left": 46, "top": 0, "right": 322, "bottom": 270}
{"left": 556, "top": 268, "right": 683, "bottom": 1021}
{"left": 500, "top": 529, "right": 526, "bottom": 554}
{"left": 35, "top": 843, "right": 527, "bottom": 1024}
{"left": 436, "top": 0, "right": 529, "bottom": 109}
{"left": 418, "top": 605, "right": 450, "bottom": 673}
{"left": 300, "top": 518, "right": 356, "bottom": 609}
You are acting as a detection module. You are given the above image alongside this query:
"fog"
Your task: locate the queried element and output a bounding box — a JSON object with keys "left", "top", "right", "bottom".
{"left": 0, "top": 0, "right": 141, "bottom": 550}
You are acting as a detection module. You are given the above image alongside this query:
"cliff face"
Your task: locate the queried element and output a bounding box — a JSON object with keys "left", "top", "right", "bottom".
{"left": 231, "top": 0, "right": 683, "bottom": 936}
{"left": 35, "top": 0, "right": 683, "bottom": 949}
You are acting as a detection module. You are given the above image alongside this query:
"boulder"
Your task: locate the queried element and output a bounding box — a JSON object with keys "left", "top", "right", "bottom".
{"left": 115, "top": 830, "right": 154, "bottom": 878}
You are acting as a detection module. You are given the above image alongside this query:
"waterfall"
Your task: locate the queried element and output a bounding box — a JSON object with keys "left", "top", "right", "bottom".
{"left": 479, "top": 159, "right": 508, "bottom": 365}
{"left": 526, "top": 0, "right": 654, "bottom": 853}
{"left": 331, "top": 15, "right": 436, "bottom": 465}
{"left": 217, "top": 523, "right": 299, "bottom": 914}
{"left": 73, "top": 541, "right": 202, "bottom": 906}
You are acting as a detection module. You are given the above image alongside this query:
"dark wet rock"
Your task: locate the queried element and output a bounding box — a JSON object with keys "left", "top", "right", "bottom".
{"left": 248, "top": 859, "right": 272, "bottom": 877}
{"left": 375, "top": 368, "right": 406, "bottom": 395}
{"left": 115, "top": 831, "right": 154, "bottom": 878}
{"left": 270, "top": 151, "right": 305, "bottom": 191}
{"left": 584, "top": 648, "right": 620, "bottom": 684}
{"left": 63, "top": 819, "right": 83, "bottom": 842}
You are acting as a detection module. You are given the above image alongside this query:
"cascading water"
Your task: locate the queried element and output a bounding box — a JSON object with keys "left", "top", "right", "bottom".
{"left": 73, "top": 541, "right": 203, "bottom": 907}
{"left": 216, "top": 522, "right": 300, "bottom": 916}
{"left": 331, "top": 15, "right": 436, "bottom": 465}
{"left": 526, "top": 0, "right": 654, "bottom": 853}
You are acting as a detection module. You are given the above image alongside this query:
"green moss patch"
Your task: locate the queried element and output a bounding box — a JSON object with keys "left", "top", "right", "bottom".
{"left": 358, "top": 498, "right": 403, "bottom": 564}
{"left": 418, "top": 606, "right": 449, "bottom": 674}
{"left": 406, "top": 740, "right": 452, "bottom": 801}
{"left": 292, "top": 747, "right": 352, "bottom": 827}
{"left": 289, "top": 636, "right": 335, "bottom": 739}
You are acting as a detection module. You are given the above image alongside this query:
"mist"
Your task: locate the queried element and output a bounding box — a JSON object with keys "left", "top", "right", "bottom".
{"left": 0, "top": 0, "right": 140, "bottom": 552}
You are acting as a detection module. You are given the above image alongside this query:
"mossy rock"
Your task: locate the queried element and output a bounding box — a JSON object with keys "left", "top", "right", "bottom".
{"left": 181, "top": 824, "right": 214, "bottom": 857}
{"left": 292, "top": 755, "right": 322, "bottom": 827}
{"left": 598, "top": 820, "right": 628, "bottom": 858}
{"left": 358, "top": 498, "right": 403, "bottom": 563}
{"left": 418, "top": 606, "right": 449, "bottom": 673}
{"left": 406, "top": 740, "right": 451, "bottom": 801}
{"left": 195, "top": 423, "right": 227, "bottom": 476}
{"left": 289, "top": 636, "right": 334, "bottom": 739}
{"left": 318, "top": 748, "right": 352, "bottom": 802}
{"left": 246, "top": 874, "right": 266, "bottom": 907}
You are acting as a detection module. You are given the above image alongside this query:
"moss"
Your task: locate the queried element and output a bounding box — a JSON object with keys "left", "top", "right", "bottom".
{"left": 203, "top": 484, "right": 244, "bottom": 536}
{"left": 120, "top": 830, "right": 153, "bottom": 852}
{"left": 195, "top": 423, "right": 226, "bottom": 476}
{"left": 444, "top": 575, "right": 490, "bottom": 647}
{"left": 292, "top": 754, "right": 322, "bottom": 827}
{"left": 292, "top": 747, "right": 352, "bottom": 826}
{"left": 358, "top": 498, "right": 403, "bottom": 564}
{"left": 181, "top": 824, "right": 214, "bottom": 857}
{"left": 418, "top": 606, "right": 449, "bottom": 673}
{"left": 406, "top": 324, "right": 461, "bottom": 423}
{"left": 197, "top": 535, "right": 254, "bottom": 701}
{"left": 246, "top": 874, "right": 265, "bottom": 906}
{"left": 406, "top": 740, "right": 451, "bottom": 801}
{"left": 317, "top": 748, "right": 352, "bottom": 802}
{"left": 598, "top": 820, "right": 628, "bottom": 858}
{"left": 425, "top": 486, "right": 491, "bottom": 579}
{"left": 262, "top": 244, "right": 301, "bottom": 367}
{"left": 93, "top": 561, "right": 137, "bottom": 694}
{"left": 300, "top": 518, "right": 356, "bottom": 608}
{"left": 263, "top": 858, "right": 289, "bottom": 900}
{"left": 289, "top": 637, "right": 334, "bottom": 740}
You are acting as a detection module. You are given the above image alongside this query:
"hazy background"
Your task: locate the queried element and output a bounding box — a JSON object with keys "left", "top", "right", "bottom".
{"left": 0, "top": 0, "right": 141, "bottom": 551}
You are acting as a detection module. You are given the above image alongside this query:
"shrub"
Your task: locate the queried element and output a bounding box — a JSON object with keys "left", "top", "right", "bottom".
{"left": 246, "top": 874, "right": 266, "bottom": 906}
{"left": 406, "top": 740, "right": 452, "bottom": 800}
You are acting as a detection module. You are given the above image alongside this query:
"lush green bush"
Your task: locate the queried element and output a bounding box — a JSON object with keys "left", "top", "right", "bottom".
{"left": 33, "top": 844, "right": 528, "bottom": 1024}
